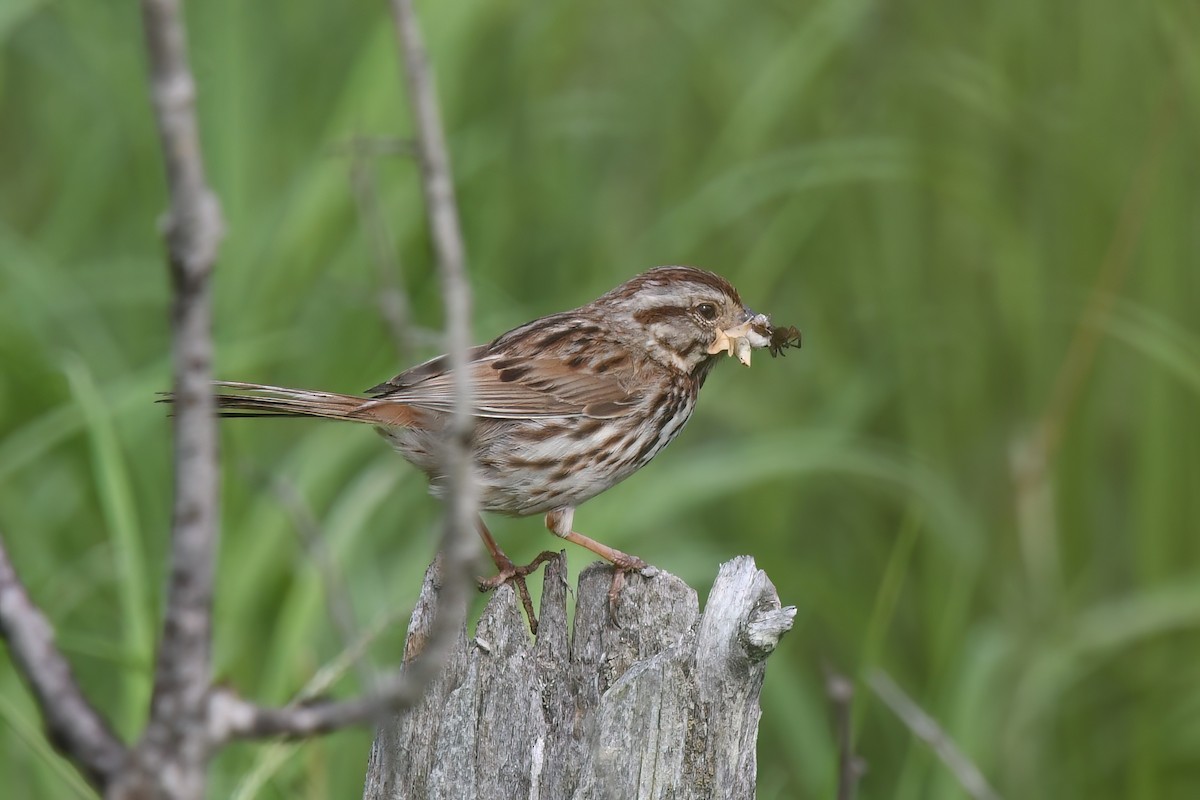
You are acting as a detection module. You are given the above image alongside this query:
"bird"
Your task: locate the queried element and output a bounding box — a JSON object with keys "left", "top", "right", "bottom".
{"left": 203, "top": 266, "right": 797, "bottom": 630}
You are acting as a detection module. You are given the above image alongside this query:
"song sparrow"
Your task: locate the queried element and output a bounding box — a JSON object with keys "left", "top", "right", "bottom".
{"left": 209, "top": 266, "right": 796, "bottom": 628}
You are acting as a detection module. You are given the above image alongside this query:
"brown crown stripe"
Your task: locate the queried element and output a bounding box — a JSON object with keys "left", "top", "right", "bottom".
{"left": 623, "top": 267, "right": 743, "bottom": 305}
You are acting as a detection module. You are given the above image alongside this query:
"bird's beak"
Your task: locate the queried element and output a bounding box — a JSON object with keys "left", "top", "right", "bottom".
{"left": 707, "top": 311, "right": 773, "bottom": 366}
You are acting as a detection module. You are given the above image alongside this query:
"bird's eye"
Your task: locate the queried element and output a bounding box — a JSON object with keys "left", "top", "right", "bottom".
{"left": 695, "top": 302, "right": 718, "bottom": 321}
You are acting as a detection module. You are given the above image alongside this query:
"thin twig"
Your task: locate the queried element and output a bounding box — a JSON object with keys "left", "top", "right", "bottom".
{"left": 345, "top": 145, "right": 436, "bottom": 359}
{"left": 331, "top": 134, "right": 441, "bottom": 354}
{"left": 868, "top": 670, "right": 1002, "bottom": 800}
{"left": 268, "top": 476, "right": 375, "bottom": 688}
{"left": 208, "top": 638, "right": 449, "bottom": 741}
{"left": 0, "top": 536, "right": 127, "bottom": 788}
{"left": 4, "top": 0, "right": 480, "bottom": 790}
{"left": 295, "top": 603, "right": 414, "bottom": 704}
{"left": 204, "top": 0, "right": 480, "bottom": 743}
{"left": 1011, "top": 89, "right": 1177, "bottom": 602}
{"left": 205, "top": 560, "right": 457, "bottom": 741}
{"left": 388, "top": 0, "right": 478, "bottom": 659}
{"left": 229, "top": 601, "right": 413, "bottom": 800}
{"left": 125, "top": 0, "right": 225, "bottom": 796}
{"left": 823, "top": 664, "right": 865, "bottom": 800}
{"left": 327, "top": 135, "right": 417, "bottom": 159}
{"left": 1033, "top": 89, "right": 1176, "bottom": 465}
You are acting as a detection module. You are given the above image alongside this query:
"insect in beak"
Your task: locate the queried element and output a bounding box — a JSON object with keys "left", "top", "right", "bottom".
{"left": 707, "top": 312, "right": 773, "bottom": 366}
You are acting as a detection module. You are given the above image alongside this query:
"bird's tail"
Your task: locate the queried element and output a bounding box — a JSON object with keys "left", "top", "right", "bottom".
{"left": 162, "top": 381, "right": 419, "bottom": 427}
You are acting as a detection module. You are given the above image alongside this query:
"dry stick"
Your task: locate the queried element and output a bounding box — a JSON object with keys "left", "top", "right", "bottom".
{"left": 229, "top": 602, "right": 415, "bottom": 800}
{"left": 268, "top": 476, "right": 375, "bottom": 689}
{"left": 389, "top": 0, "right": 479, "bottom": 632}
{"left": 351, "top": 158, "right": 417, "bottom": 359}
{"left": 0, "top": 536, "right": 127, "bottom": 788}
{"left": 824, "top": 666, "right": 866, "bottom": 800}
{"left": 329, "top": 136, "right": 417, "bottom": 159}
{"left": 6, "top": 0, "right": 223, "bottom": 793}
{"left": 1033, "top": 90, "right": 1177, "bottom": 464}
{"left": 1010, "top": 90, "right": 1177, "bottom": 600}
{"left": 868, "top": 670, "right": 1002, "bottom": 800}
{"left": 206, "top": 514, "right": 470, "bottom": 738}
{"left": 4, "top": 0, "right": 478, "bottom": 789}
{"left": 204, "top": 0, "right": 480, "bottom": 741}
{"left": 346, "top": 143, "right": 438, "bottom": 359}
{"left": 124, "top": 0, "right": 225, "bottom": 797}
{"left": 207, "top": 579, "right": 458, "bottom": 740}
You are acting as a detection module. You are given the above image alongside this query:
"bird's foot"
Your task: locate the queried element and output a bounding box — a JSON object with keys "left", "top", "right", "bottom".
{"left": 477, "top": 550, "right": 558, "bottom": 635}
{"left": 606, "top": 553, "right": 655, "bottom": 627}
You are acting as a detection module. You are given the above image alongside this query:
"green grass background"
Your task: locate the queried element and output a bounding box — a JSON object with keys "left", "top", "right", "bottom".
{"left": 2, "top": 1, "right": 1199, "bottom": 797}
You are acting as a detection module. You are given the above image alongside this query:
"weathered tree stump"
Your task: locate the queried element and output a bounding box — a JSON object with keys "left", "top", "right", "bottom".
{"left": 362, "top": 553, "right": 795, "bottom": 800}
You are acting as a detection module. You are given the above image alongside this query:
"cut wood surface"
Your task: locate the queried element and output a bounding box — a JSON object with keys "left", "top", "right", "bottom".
{"left": 363, "top": 553, "right": 796, "bottom": 800}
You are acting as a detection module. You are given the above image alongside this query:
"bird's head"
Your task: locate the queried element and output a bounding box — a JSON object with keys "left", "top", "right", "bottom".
{"left": 594, "top": 265, "right": 773, "bottom": 375}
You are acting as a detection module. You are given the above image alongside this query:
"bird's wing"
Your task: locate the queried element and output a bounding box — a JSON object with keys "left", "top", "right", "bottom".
{"left": 364, "top": 349, "right": 642, "bottom": 420}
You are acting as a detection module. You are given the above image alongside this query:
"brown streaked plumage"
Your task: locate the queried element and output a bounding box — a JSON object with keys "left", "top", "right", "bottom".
{"left": 203, "top": 265, "right": 790, "bottom": 630}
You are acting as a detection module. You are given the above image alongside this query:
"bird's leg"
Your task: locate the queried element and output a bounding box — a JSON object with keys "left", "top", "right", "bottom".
{"left": 545, "top": 508, "right": 651, "bottom": 622}
{"left": 474, "top": 516, "right": 557, "bottom": 635}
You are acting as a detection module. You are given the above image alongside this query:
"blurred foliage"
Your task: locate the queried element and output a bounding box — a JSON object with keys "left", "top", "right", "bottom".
{"left": 2, "top": 0, "right": 1199, "bottom": 798}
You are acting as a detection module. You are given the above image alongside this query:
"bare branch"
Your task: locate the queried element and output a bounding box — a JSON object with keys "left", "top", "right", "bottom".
{"left": 390, "top": 0, "right": 470, "bottom": 314}
{"left": 329, "top": 135, "right": 441, "bottom": 356}
{"left": 208, "top": 671, "right": 439, "bottom": 742}
{"left": 0, "top": 535, "right": 127, "bottom": 788}
{"left": 206, "top": 557, "right": 461, "bottom": 743}
{"left": 1033, "top": 91, "right": 1176, "bottom": 465}
{"left": 203, "top": 0, "right": 481, "bottom": 745}
{"left": 1010, "top": 93, "right": 1177, "bottom": 604}
{"left": 388, "top": 0, "right": 478, "bottom": 681}
{"left": 229, "top": 603, "right": 414, "bottom": 800}
{"left": 298, "top": 603, "right": 416, "bottom": 705}
{"left": 327, "top": 135, "right": 416, "bottom": 159}
{"left": 824, "top": 665, "right": 865, "bottom": 800}
{"left": 868, "top": 670, "right": 1002, "bottom": 800}
{"left": 140, "top": 0, "right": 224, "bottom": 285}
{"left": 268, "top": 475, "right": 376, "bottom": 688}
{"left": 133, "top": 0, "right": 224, "bottom": 794}
{"left": 343, "top": 142, "right": 439, "bottom": 359}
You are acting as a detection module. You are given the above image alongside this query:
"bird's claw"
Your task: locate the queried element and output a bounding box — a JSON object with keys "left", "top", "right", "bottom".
{"left": 605, "top": 557, "right": 656, "bottom": 628}
{"left": 477, "top": 550, "right": 558, "bottom": 635}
